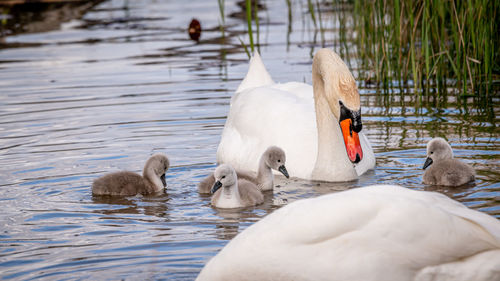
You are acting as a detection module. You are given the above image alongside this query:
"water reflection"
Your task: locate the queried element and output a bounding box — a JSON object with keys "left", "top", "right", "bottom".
{"left": 0, "top": 1, "right": 104, "bottom": 37}
{"left": 91, "top": 194, "right": 170, "bottom": 217}
{"left": 0, "top": 0, "right": 498, "bottom": 280}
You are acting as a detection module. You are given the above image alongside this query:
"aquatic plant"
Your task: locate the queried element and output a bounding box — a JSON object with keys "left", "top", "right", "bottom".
{"left": 236, "top": 0, "right": 261, "bottom": 58}
{"left": 352, "top": 0, "right": 499, "bottom": 99}
{"left": 245, "top": 0, "right": 254, "bottom": 53}
{"left": 221, "top": 0, "right": 498, "bottom": 101}
{"left": 217, "top": 0, "right": 225, "bottom": 37}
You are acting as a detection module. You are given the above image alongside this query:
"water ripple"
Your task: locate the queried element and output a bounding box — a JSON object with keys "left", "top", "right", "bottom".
{"left": 0, "top": 0, "right": 498, "bottom": 280}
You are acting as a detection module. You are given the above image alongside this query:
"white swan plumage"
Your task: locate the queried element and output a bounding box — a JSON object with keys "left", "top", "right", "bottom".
{"left": 197, "top": 185, "right": 500, "bottom": 281}
{"left": 217, "top": 49, "right": 375, "bottom": 182}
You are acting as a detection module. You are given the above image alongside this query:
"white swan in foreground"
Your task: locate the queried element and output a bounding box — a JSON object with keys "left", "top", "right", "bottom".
{"left": 210, "top": 164, "right": 264, "bottom": 209}
{"left": 197, "top": 185, "right": 500, "bottom": 281}
{"left": 423, "top": 137, "right": 475, "bottom": 186}
{"left": 217, "top": 49, "right": 375, "bottom": 182}
{"left": 199, "top": 146, "right": 289, "bottom": 193}
{"left": 92, "top": 153, "right": 169, "bottom": 196}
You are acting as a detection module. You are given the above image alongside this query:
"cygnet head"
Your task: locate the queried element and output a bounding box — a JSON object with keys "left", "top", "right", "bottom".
{"left": 144, "top": 153, "right": 170, "bottom": 187}
{"left": 211, "top": 164, "right": 237, "bottom": 194}
{"left": 264, "top": 146, "right": 289, "bottom": 178}
{"left": 423, "top": 138, "right": 453, "bottom": 170}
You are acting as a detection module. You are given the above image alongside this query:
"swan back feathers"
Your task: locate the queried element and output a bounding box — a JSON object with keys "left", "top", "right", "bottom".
{"left": 236, "top": 51, "right": 274, "bottom": 93}
{"left": 197, "top": 185, "right": 500, "bottom": 281}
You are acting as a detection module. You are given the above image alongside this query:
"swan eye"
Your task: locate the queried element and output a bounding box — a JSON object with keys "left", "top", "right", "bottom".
{"left": 278, "top": 159, "right": 281, "bottom": 163}
{"left": 430, "top": 151, "right": 433, "bottom": 154}
{"left": 221, "top": 176, "right": 226, "bottom": 179}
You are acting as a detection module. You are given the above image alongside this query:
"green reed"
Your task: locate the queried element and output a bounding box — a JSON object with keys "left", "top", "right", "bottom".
{"left": 238, "top": 0, "right": 261, "bottom": 58}
{"left": 217, "top": 0, "right": 225, "bottom": 37}
{"left": 308, "top": 0, "right": 317, "bottom": 27}
{"left": 254, "top": 0, "right": 260, "bottom": 52}
{"left": 217, "top": 0, "right": 257, "bottom": 58}
{"left": 246, "top": 0, "right": 254, "bottom": 53}
{"left": 353, "top": 0, "right": 499, "bottom": 98}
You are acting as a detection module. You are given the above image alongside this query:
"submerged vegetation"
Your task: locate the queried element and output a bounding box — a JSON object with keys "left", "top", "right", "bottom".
{"left": 352, "top": 0, "right": 499, "bottom": 99}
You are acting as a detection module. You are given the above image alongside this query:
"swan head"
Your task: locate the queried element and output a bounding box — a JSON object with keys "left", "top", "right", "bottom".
{"left": 144, "top": 153, "right": 170, "bottom": 187}
{"left": 423, "top": 137, "right": 454, "bottom": 169}
{"left": 264, "top": 146, "right": 289, "bottom": 178}
{"left": 211, "top": 164, "right": 237, "bottom": 194}
{"left": 312, "top": 48, "right": 363, "bottom": 164}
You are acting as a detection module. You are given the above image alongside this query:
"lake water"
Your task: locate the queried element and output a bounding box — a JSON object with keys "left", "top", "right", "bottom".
{"left": 0, "top": 0, "right": 498, "bottom": 280}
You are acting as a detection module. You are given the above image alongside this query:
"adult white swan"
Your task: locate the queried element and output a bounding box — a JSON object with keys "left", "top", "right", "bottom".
{"left": 197, "top": 185, "right": 500, "bottom": 281}
{"left": 216, "top": 49, "right": 375, "bottom": 182}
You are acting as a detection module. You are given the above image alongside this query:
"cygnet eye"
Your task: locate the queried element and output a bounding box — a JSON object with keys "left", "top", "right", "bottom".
{"left": 430, "top": 151, "right": 433, "bottom": 154}
{"left": 277, "top": 159, "right": 281, "bottom": 163}
{"left": 221, "top": 176, "right": 226, "bottom": 179}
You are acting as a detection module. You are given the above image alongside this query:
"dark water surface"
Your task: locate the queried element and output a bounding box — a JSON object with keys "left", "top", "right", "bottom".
{"left": 0, "top": 0, "right": 498, "bottom": 280}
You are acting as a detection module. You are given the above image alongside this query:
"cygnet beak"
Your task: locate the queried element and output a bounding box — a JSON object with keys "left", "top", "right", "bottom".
{"left": 211, "top": 181, "right": 222, "bottom": 194}
{"left": 161, "top": 174, "right": 167, "bottom": 188}
{"left": 278, "top": 165, "right": 289, "bottom": 178}
{"left": 423, "top": 157, "right": 433, "bottom": 170}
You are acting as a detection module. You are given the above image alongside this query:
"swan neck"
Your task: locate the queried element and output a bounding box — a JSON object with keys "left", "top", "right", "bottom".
{"left": 144, "top": 168, "right": 163, "bottom": 193}
{"left": 314, "top": 94, "right": 344, "bottom": 161}
{"left": 256, "top": 156, "right": 273, "bottom": 191}
{"left": 216, "top": 182, "right": 242, "bottom": 208}
{"left": 312, "top": 64, "right": 339, "bottom": 159}
{"left": 223, "top": 182, "right": 240, "bottom": 198}
{"left": 311, "top": 59, "right": 357, "bottom": 181}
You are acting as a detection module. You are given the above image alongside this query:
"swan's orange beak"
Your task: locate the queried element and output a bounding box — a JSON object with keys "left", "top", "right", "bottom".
{"left": 340, "top": 119, "right": 363, "bottom": 163}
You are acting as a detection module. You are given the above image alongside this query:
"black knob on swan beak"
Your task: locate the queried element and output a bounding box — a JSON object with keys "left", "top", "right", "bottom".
{"left": 339, "top": 101, "right": 363, "bottom": 133}
{"left": 351, "top": 112, "right": 362, "bottom": 133}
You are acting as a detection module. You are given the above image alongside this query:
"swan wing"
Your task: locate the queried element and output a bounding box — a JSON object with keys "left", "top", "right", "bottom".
{"left": 236, "top": 52, "right": 274, "bottom": 93}
{"left": 217, "top": 82, "right": 317, "bottom": 179}
{"left": 238, "top": 179, "right": 264, "bottom": 206}
{"left": 198, "top": 185, "right": 500, "bottom": 281}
